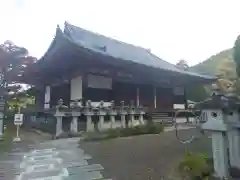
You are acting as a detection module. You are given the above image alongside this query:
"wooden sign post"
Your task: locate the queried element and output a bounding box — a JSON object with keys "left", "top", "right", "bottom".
{"left": 13, "top": 113, "right": 23, "bottom": 142}
{"left": 0, "top": 99, "right": 5, "bottom": 138}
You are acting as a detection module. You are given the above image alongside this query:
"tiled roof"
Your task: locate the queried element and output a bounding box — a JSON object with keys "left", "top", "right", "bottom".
{"left": 63, "top": 22, "right": 215, "bottom": 80}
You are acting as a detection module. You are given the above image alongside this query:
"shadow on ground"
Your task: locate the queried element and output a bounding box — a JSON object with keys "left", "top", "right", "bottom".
{"left": 80, "top": 129, "right": 212, "bottom": 180}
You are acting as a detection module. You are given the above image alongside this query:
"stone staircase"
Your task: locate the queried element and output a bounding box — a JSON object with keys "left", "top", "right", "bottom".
{"left": 151, "top": 112, "right": 174, "bottom": 125}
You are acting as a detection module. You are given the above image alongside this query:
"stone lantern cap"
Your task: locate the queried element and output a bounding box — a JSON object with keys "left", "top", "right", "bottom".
{"left": 195, "top": 93, "right": 240, "bottom": 111}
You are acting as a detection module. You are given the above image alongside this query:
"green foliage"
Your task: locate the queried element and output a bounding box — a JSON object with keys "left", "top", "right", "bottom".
{"left": 234, "top": 35, "right": 240, "bottom": 77}
{"left": 190, "top": 49, "right": 235, "bottom": 78}
{"left": 8, "top": 93, "right": 35, "bottom": 113}
{"left": 176, "top": 59, "right": 189, "bottom": 71}
{"left": 0, "top": 125, "right": 13, "bottom": 152}
{"left": 178, "top": 152, "right": 213, "bottom": 180}
{"left": 189, "top": 48, "right": 240, "bottom": 95}
{"left": 187, "top": 85, "right": 208, "bottom": 102}
{"left": 83, "top": 123, "right": 164, "bottom": 142}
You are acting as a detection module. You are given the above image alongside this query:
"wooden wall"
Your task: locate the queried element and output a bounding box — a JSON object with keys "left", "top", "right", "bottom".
{"left": 156, "top": 87, "right": 173, "bottom": 110}
{"left": 50, "top": 83, "right": 70, "bottom": 107}
{"left": 113, "top": 82, "right": 136, "bottom": 105}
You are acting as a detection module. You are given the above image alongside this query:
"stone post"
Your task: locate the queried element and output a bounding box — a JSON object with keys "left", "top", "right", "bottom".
{"left": 0, "top": 112, "right": 3, "bottom": 137}
{"left": 120, "top": 101, "right": 127, "bottom": 128}
{"left": 98, "top": 101, "right": 106, "bottom": 131}
{"left": 225, "top": 94, "right": 240, "bottom": 169}
{"left": 108, "top": 101, "right": 117, "bottom": 128}
{"left": 71, "top": 114, "right": 79, "bottom": 133}
{"left": 0, "top": 99, "right": 5, "bottom": 138}
{"left": 84, "top": 100, "right": 94, "bottom": 132}
{"left": 55, "top": 111, "right": 64, "bottom": 137}
{"left": 197, "top": 94, "right": 229, "bottom": 179}
{"left": 44, "top": 85, "right": 51, "bottom": 109}
{"left": 54, "top": 99, "right": 68, "bottom": 137}
{"left": 128, "top": 100, "right": 135, "bottom": 127}
{"left": 70, "top": 100, "right": 82, "bottom": 133}
{"left": 137, "top": 105, "right": 145, "bottom": 125}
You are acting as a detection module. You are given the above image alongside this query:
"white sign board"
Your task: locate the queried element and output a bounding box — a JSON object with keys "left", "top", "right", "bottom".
{"left": 70, "top": 76, "right": 82, "bottom": 100}
{"left": 14, "top": 113, "right": 23, "bottom": 126}
{"left": 87, "top": 74, "right": 112, "bottom": 89}
{"left": 173, "top": 87, "right": 184, "bottom": 95}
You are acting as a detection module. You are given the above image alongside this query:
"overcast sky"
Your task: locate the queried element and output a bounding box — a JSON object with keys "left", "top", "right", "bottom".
{"left": 0, "top": 0, "right": 240, "bottom": 66}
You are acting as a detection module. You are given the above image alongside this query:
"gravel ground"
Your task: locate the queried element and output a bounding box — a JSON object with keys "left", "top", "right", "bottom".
{"left": 80, "top": 129, "right": 212, "bottom": 180}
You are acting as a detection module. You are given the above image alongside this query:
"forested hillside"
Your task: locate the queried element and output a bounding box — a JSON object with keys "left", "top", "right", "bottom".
{"left": 190, "top": 49, "right": 236, "bottom": 79}
{"left": 186, "top": 48, "right": 238, "bottom": 101}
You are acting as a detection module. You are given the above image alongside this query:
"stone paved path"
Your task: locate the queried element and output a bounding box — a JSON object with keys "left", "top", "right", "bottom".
{"left": 6, "top": 138, "right": 109, "bottom": 180}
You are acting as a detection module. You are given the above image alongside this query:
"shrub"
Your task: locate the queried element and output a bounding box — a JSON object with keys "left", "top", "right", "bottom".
{"left": 106, "top": 128, "right": 121, "bottom": 138}
{"left": 145, "top": 122, "right": 164, "bottom": 134}
{"left": 83, "top": 122, "right": 164, "bottom": 142}
{"left": 83, "top": 131, "right": 109, "bottom": 142}
{"left": 178, "top": 152, "right": 213, "bottom": 180}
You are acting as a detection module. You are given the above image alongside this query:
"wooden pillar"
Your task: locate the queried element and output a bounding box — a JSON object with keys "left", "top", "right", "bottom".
{"left": 136, "top": 87, "right": 139, "bottom": 106}
{"left": 44, "top": 85, "right": 51, "bottom": 109}
{"left": 183, "top": 86, "right": 189, "bottom": 122}
{"left": 154, "top": 86, "right": 157, "bottom": 108}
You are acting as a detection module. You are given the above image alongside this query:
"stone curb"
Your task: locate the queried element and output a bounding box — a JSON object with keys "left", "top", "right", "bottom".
{"left": 24, "top": 128, "right": 52, "bottom": 138}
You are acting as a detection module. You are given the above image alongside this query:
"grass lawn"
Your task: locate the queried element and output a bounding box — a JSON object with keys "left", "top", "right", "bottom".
{"left": 80, "top": 128, "right": 212, "bottom": 180}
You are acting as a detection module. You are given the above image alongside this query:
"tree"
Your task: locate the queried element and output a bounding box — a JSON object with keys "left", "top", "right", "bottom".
{"left": 233, "top": 35, "right": 240, "bottom": 77}
{"left": 176, "top": 59, "right": 189, "bottom": 71}
{"left": 0, "top": 41, "right": 36, "bottom": 97}
{"left": 186, "top": 85, "right": 208, "bottom": 102}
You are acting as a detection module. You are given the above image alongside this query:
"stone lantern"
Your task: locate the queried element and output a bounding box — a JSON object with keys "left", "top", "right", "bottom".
{"left": 128, "top": 100, "right": 136, "bottom": 127}
{"left": 195, "top": 94, "right": 229, "bottom": 179}
{"left": 135, "top": 104, "right": 145, "bottom": 125}
{"left": 107, "top": 100, "right": 117, "bottom": 129}
{"left": 224, "top": 93, "right": 240, "bottom": 170}
{"left": 119, "top": 101, "right": 127, "bottom": 128}
{"left": 54, "top": 99, "right": 68, "bottom": 137}
{"left": 97, "top": 100, "right": 107, "bottom": 130}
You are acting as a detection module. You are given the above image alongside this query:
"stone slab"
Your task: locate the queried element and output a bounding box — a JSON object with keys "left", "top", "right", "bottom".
{"left": 64, "top": 160, "right": 88, "bottom": 168}
{"left": 31, "top": 148, "right": 56, "bottom": 154}
{"left": 63, "top": 171, "right": 102, "bottom": 180}
{"left": 20, "top": 158, "right": 62, "bottom": 169}
{"left": 68, "top": 164, "right": 104, "bottom": 175}
{"left": 25, "top": 164, "right": 55, "bottom": 173}
{"left": 24, "top": 151, "right": 59, "bottom": 158}
{"left": 17, "top": 168, "right": 68, "bottom": 180}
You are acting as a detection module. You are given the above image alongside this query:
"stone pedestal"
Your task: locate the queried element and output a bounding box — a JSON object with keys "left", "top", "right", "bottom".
{"left": 70, "top": 112, "right": 81, "bottom": 133}
{"left": 0, "top": 112, "right": 3, "bottom": 138}
{"left": 227, "top": 112, "right": 240, "bottom": 169}
{"left": 120, "top": 112, "right": 127, "bottom": 128}
{"left": 128, "top": 110, "right": 135, "bottom": 127}
{"left": 86, "top": 114, "right": 94, "bottom": 132}
{"left": 98, "top": 111, "right": 106, "bottom": 131}
{"left": 211, "top": 132, "right": 229, "bottom": 178}
{"left": 98, "top": 116, "right": 104, "bottom": 130}
{"left": 71, "top": 116, "right": 78, "bottom": 133}
{"left": 139, "top": 112, "right": 145, "bottom": 125}
{"left": 56, "top": 116, "right": 63, "bottom": 137}
{"left": 109, "top": 111, "right": 117, "bottom": 129}
{"left": 201, "top": 112, "right": 229, "bottom": 179}
{"left": 110, "top": 115, "right": 116, "bottom": 128}
{"left": 54, "top": 111, "right": 65, "bottom": 137}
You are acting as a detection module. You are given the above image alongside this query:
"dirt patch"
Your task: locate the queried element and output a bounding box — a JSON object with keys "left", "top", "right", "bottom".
{"left": 80, "top": 129, "right": 212, "bottom": 180}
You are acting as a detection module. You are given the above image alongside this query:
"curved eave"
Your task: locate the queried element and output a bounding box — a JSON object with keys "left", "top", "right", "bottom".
{"left": 37, "top": 26, "right": 66, "bottom": 63}
{"left": 25, "top": 22, "right": 216, "bottom": 85}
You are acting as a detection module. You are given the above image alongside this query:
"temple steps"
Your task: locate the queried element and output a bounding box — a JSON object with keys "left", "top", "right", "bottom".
{"left": 151, "top": 112, "right": 174, "bottom": 125}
